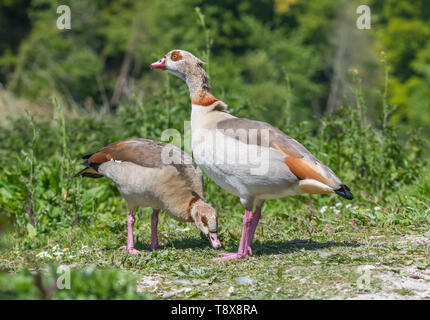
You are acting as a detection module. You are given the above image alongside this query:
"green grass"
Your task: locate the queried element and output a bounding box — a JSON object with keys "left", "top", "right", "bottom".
{"left": 1, "top": 180, "right": 429, "bottom": 299}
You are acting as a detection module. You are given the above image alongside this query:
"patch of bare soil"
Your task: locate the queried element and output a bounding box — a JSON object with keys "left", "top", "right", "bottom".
{"left": 349, "top": 265, "right": 430, "bottom": 300}
{"left": 335, "top": 235, "right": 430, "bottom": 300}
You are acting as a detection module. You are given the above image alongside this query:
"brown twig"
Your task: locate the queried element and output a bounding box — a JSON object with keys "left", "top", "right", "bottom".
{"left": 96, "top": 73, "right": 110, "bottom": 113}
{"left": 110, "top": 18, "right": 139, "bottom": 107}
{"left": 32, "top": 270, "right": 57, "bottom": 300}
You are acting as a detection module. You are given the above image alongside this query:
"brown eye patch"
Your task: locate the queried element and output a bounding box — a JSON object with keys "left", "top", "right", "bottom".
{"left": 171, "top": 51, "right": 182, "bottom": 61}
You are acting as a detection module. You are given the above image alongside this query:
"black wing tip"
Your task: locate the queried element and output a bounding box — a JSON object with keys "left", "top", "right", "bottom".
{"left": 334, "top": 184, "right": 354, "bottom": 200}
{"left": 74, "top": 166, "right": 103, "bottom": 179}
{"left": 81, "top": 172, "right": 103, "bottom": 178}
{"left": 74, "top": 171, "right": 103, "bottom": 178}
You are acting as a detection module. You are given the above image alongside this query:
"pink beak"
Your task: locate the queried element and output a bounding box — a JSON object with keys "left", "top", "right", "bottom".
{"left": 208, "top": 232, "right": 221, "bottom": 249}
{"left": 150, "top": 56, "right": 167, "bottom": 70}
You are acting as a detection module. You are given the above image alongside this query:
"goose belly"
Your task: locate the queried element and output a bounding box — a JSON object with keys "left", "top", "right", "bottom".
{"left": 98, "top": 161, "right": 162, "bottom": 209}
{"left": 192, "top": 135, "right": 299, "bottom": 199}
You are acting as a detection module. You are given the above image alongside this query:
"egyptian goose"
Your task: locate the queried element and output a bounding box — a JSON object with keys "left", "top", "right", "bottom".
{"left": 75, "top": 138, "right": 221, "bottom": 254}
{"left": 151, "top": 50, "right": 353, "bottom": 261}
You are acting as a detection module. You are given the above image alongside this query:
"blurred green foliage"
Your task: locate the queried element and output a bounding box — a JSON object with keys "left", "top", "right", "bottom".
{"left": 373, "top": 0, "right": 430, "bottom": 134}
{"left": 1, "top": 0, "right": 429, "bottom": 133}
{"left": 0, "top": 264, "right": 149, "bottom": 299}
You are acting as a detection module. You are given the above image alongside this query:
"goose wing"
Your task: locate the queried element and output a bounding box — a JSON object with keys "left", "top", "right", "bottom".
{"left": 216, "top": 118, "right": 352, "bottom": 198}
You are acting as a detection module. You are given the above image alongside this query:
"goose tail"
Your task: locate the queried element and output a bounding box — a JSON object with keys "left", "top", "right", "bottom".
{"left": 74, "top": 161, "right": 103, "bottom": 178}
{"left": 334, "top": 184, "right": 354, "bottom": 200}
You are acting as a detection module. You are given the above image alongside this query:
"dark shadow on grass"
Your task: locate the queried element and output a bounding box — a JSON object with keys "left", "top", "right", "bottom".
{"left": 217, "top": 238, "right": 361, "bottom": 257}
{"left": 137, "top": 237, "right": 360, "bottom": 257}
{"left": 260, "top": 239, "right": 361, "bottom": 256}
{"left": 104, "top": 237, "right": 210, "bottom": 253}
{"left": 107, "top": 236, "right": 360, "bottom": 257}
{"left": 160, "top": 237, "right": 213, "bottom": 250}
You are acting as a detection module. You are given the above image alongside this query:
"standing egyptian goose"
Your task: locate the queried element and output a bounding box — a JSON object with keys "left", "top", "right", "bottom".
{"left": 75, "top": 138, "right": 221, "bottom": 254}
{"left": 151, "top": 50, "right": 353, "bottom": 261}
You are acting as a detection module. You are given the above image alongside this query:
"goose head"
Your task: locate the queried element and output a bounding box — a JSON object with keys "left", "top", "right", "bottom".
{"left": 190, "top": 199, "right": 221, "bottom": 249}
{"left": 151, "top": 49, "right": 205, "bottom": 81}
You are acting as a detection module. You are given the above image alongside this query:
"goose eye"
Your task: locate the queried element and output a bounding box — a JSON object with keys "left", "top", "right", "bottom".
{"left": 171, "top": 54, "right": 178, "bottom": 60}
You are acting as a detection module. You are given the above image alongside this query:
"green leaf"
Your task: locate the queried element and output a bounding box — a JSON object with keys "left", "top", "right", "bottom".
{"left": 26, "top": 223, "right": 37, "bottom": 238}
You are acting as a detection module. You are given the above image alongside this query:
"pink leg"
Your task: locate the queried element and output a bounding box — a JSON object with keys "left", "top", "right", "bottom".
{"left": 126, "top": 209, "right": 140, "bottom": 254}
{"left": 148, "top": 209, "right": 160, "bottom": 251}
{"left": 214, "top": 208, "right": 253, "bottom": 261}
{"left": 246, "top": 206, "right": 262, "bottom": 256}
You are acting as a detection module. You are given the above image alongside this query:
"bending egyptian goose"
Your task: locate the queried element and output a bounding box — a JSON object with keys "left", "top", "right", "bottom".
{"left": 151, "top": 50, "right": 353, "bottom": 261}
{"left": 75, "top": 138, "right": 221, "bottom": 254}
